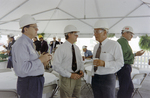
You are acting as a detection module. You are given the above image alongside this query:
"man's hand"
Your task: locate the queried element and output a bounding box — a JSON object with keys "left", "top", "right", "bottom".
{"left": 70, "top": 73, "right": 80, "bottom": 80}
{"left": 6, "top": 50, "right": 10, "bottom": 54}
{"left": 39, "top": 53, "right": 51, "bottom": 65}
{"left": 79, "top": 70, "right": 84, "bottom": 78}
{"left": 93, "top": 59, "right": 105, "bottom": 67}
{"left": 43, "top": 61, "right": 50, "bottom": 67}
{"left": 82, "top": 56, "right": 85, "bottom": 61}
{"left": 50, "top": 41, "right": 53, "bottom": 44}
{"left": 3, "top": 45, "right": 6, "bottom": 48}
{"left": 135, "top": 50, "right": 145, "bottom": 56}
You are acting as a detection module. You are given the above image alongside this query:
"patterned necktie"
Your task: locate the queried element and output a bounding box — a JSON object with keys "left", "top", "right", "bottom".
{"left": 94, "top": 43, "right": 102, "bottom": 72}
{"left": 72, "top": 45, "right": 77, "bottom": 72}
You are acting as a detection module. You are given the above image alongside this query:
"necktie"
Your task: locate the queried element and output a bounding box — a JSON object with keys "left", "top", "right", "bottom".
{"left": 94, "top": 43, "right": 102, "bottom": 72}
{"left": 72, "top": 45, "right": 77, "bottom": 72}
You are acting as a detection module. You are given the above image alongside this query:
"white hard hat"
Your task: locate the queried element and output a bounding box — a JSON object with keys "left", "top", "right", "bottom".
{"left": 9, "top": 34, "right": 14, "bottom": 37}
{"left": 19, "top": 14, "right": 37, "bottom": 29}
{"left": 82, "top": 45, "right": 87, "bottom": 49}
{"left": 94, "top": 20, "right": 109, "bottom": 30}
{"left": 64, "top": 25, "right": 79, "bottom": 34}
{"left": 53, "top": 36, "right": 56, "bottom": 38}
{"left": 122, "top": 26, "right": 133, "bottom": 33}
{"left": 58, "top": 37, "right": 61, "bottom": 39}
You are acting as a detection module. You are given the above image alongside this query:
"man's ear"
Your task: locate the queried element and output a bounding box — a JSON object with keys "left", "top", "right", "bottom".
{"left": 122, "top": 32, "right": 126, "bottom": 37}
{"left": 24, "top": 27, "right": 28, "bottom": 33}
{"left": 68, "top": 33, "right": 71, "bottom": 38}
{"left": 103, "top": 30, "right": 107, "bottom": 36}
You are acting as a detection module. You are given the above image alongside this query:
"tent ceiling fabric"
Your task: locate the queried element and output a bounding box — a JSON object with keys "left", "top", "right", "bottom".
{"left": 0, "top": 0, "right": 150, "bottom": 38}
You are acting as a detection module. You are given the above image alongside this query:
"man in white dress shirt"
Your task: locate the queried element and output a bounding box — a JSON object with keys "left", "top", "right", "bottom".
{"left": 92, "top": 20, "right": 124, "bottom": 98}
{"left": 53, "top": 25, "right": 84, "bottom": 98}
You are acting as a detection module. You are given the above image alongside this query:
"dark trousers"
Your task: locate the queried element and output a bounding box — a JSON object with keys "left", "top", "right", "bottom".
{"left": 92, "top": 74, "right": 116, "bottom": 98}
{"left": 7, "top": 56, "right": 13, "bottom": 68}
{"left": 117, "top": 64, "right": 134, "bottom": 98}
{"left": 17, "top": 75, "right": 44, "bottom": 98}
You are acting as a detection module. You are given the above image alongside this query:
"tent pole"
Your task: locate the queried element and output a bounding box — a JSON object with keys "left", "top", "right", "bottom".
{"left": 94, "top": 0, "right": 100, "bottom": 17}
{"left": 0, "top": 0, "right": 29, "bottom": 21}
{"left": 43, "top": 0, "right": 64, "bottom": 37}
{"left": 0, "top": 8, "right": 56, "bottom": 25}
{"left": 84, "top": 0, "right": 86, "bottom": 19}
{"left": 109, "top": 2, "right": 144, "bottom": 29}
{"left": 58, "top": 8, "right": 93, "bottom": 28}
{"left": 32, "top": 8, "right": 56, "bottom": 16}
{"left": 140, "top": 0, "right": 150, "bottom": 8}
{"left": 36, "top": 15, "right": 150, "bottom": 21}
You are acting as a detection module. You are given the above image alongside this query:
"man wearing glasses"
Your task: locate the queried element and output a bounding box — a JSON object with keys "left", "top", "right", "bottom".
{"left": 92, "top": 20, "right": 124, "bottom": 98}
{"left": 53, "top": 25, "right": 84, "bottom": 98}
{"left": 117, "top": 26, "right": 145, "bottom": 98}
{"left": 12, "top": 14, "right": 51, "bottom": 98}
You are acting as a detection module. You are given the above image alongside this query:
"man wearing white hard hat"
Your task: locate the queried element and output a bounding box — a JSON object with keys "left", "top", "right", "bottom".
{"left": 49, "top": 36, "right": 59, "bottom": 54}
{"left": 82, "top": 45, "right": 93, "bottom": 59}
{"left": 12, "top": 14, "right": 51, "bottom": 98}
{"left": 117, "top": 26, "right": 145, "bottom": 98}
{"left": 58, "top": 37, "right": 63, "bottom": 44}
{"left": 53, "top": 25, "right": 84, "bottom": 98}
{"left": 92, "top": 20, "right": 124, "bottom": 98}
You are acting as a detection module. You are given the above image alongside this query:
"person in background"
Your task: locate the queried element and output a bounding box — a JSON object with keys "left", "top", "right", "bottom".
{"left": 58, "top": 37, "right": 63, "bottom": 44}
{"left": 51, "top": 44, "right": 60, "bottom": 65}
{"left": 49, "top": 36, "right": 59, "bottom": 54}
{"left": 38, "top": 35, "right": 48, "bottom": 54}
{"left": 53, "top": 25, "right": 84, "bottom": 98}
{"left": 117, "top": 26, "right": 145, "bottom": 98}
{"left": 12, "top": 14, "right": 51, "bottom": 98}
{"left": 82, "top": 45, "right": 93, "bottom": 59}
{"left": 3, "top": 34, "right": 15, "bottom": 68}
{"left": 33, "top": 37, "right": 41, "bottom": 53}
{"left": 92, "top": 20, "right": 124, "bottom": 98}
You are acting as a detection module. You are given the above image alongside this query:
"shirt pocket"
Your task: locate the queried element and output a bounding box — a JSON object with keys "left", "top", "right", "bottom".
{"left": 100, "top": 52, "right": 113, "bottom": 62}
{"left": 28, "top": 45, "right": 38, "bottom": 60}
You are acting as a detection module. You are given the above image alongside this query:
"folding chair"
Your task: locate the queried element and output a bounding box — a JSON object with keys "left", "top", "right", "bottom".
{"left": 81, "top": 78, "right": 93, "bottom": 95}
{"left": 132, "top": 73, "right": 147, "bottom": 98}
{"left": 50, "top": 71, "right": 60, "bottom": 98}
{"left": 50, "top": 84, "right": 60, "bottom": 98}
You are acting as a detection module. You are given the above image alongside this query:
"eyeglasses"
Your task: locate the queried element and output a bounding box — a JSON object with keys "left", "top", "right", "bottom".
{"left": 29, "top": 25, "right": 38, "bottom": 29}
{"left": 70, "top": 32, "right": 79, "bottom": 36}
{"left": 94, "top": 30, "right": 104, "bottom": 34}
{"left": 73, "top": 33, "right": 79, "bottom": 36}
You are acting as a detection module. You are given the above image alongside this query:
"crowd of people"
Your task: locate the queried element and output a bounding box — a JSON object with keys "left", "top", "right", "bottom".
{"left": 1, "top": 14, "right": 145, "bottom": 98}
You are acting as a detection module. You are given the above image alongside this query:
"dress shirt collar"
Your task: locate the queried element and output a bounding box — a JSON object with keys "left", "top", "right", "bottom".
{"left": 121, "top": 36, "right": 128, "bottom": 43}
{"left": 101, "top": 38, "right": 108, "bottom": 46}
{"left": 22, "top": 34, "right": 34, "bottom": 48}
{"left": 65, "top": 40, "right": 74, "bottom": 47}
{"left": 85, "top": 50, "right": 87, "bottom": 53}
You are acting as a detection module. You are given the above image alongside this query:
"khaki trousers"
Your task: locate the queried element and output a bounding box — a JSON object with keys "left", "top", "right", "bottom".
{"left": 59, "top": 75, "right": 81, "bottom": 98}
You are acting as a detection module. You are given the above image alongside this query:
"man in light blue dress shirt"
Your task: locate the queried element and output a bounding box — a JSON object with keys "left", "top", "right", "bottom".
{"left": 12, "top": 14, "right": 51, "bottom": 98}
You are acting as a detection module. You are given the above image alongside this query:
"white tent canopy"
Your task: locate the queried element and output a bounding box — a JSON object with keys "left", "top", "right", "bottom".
{"left": 0, "top": 0, "right": 150, "bottom": 38}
